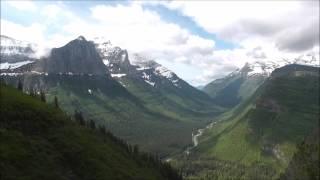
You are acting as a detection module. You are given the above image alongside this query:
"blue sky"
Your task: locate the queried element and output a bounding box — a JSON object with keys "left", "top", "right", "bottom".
{"left": 1, "top": 1, "right": 318, "bottom": 85}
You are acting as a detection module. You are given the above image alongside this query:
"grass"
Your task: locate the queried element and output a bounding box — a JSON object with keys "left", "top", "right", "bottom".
{"left": 4, "top": 74, "right": 221, "bottom": 157}
{"left": 0, "top": 84, "right": 181, "bottom": 180}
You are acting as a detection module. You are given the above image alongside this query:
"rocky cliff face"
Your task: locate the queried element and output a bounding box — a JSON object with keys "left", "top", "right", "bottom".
{"left": 36, "top": 36, "right": 107, "bottom": 75}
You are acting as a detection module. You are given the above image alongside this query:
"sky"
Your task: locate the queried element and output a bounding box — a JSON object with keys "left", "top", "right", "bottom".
{"left": 1, "top": 0, "right": 319, "bottom": 86}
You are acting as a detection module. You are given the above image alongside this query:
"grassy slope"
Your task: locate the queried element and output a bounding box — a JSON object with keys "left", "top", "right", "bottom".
{"left": 5, "top": 74, "right": 219, "bottom": 156}
{"left": 279, "top": 128, "right": 319, "bottom": 180}
{"left": 119, "top": 77, "right": 223, "bottom": 121}
{"left": 0, "top": 84, "right": 181, "bottom": 180}
{"left": 174, "top": 65, "right": 319, "bottom": 179}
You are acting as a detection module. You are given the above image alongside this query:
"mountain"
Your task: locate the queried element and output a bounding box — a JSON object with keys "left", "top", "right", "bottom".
{"left": 0, "top": 84, "right": 182, "bottom": 180}
{"left": 0, "top": 35, "right": 37, "bottom": 70}
{"left": 35, "top": 36, "right": 107, "bottom": 75}
{"left": 95, "top": 39, "right": 221, "bottom": 115}
{"left": 203, "top": 61, "right": 272, "bottom": 107}
{"left": 0, "top": 35, "right": 222, "bottom": 156}
{"left": 195, "top": 85, "right": 205, "bottom": 90}
{"left": 173, "top": 64, "right": 319, "bottom": 179}
{"left": 203, "top": 57, "right": 319, "bottom": 108}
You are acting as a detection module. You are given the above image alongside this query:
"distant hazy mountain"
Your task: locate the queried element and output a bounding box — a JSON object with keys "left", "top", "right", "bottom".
{"left": 0, "top": 35, "right": 37, "bottom": 70}
{"left": 195, "top": 85, "right": 205, "bottom": 90}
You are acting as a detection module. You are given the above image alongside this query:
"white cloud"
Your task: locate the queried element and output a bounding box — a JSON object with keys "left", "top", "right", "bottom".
{"left": 161, "top": 1, "right": 319, "bottom": 52}
{"left": 7, "top": 0, "right": 37, "bottom": 12}
{"left": 61, "top": 3, "right": 217, "bottom": 75}
{"left": 41, "top": 4, "right": 62, "bottom": 19}
{"left": 147, "top": 1, "right": 319, "bottom": 85}
{"left": 1, "top": 19, "right": 45, "bottom": 45}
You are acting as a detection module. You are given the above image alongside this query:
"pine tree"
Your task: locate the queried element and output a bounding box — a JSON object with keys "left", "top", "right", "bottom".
{"left": 40, "top": 90, "right": 46, "bottom": 102}
{"left": 74, "top": 110, "right": 85, "bottom": 126}
{"left": 54, "top": 96, "right": 59, "bottom": 108}
{"left": 17, "top": 79, "right": 23, "bottom": 91}
{"left": 29, "top": 87, "right": 36, "bottom": 97}
{"left": 89, "top": 119, "right": 96, "bottom": 129}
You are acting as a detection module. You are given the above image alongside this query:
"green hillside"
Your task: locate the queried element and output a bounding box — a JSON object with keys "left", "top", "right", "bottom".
{"left": 0, "top": 84, "right": 182, "bottom": 180}
{"left": 173, "top": 64, "right": 319, "bottom": 179}
{"left": 118, "top": 76, "right": 222, "bottom": 120}
{"left": 2, "top": 74, "right": 222, "bottom": 157}
{"left": 279, "top": 128, "right": 319, "bottom": 180}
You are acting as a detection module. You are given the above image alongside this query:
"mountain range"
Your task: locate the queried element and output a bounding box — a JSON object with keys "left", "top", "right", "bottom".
{"left": 1, "top": 34, "right": 318, "bottom": 179}
{"left": 0, "top": 35, "right": 221, "bottom": 156}
{"left": 203, "top": 55, "right": 318, "bottom": 108}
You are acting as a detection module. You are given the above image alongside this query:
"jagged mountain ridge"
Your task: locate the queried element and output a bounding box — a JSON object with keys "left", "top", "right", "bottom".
{"left": 203, "top": 56, "right": 319, "bottom": 108}
{"left": 92, "top": 38, "right": 220, "bottom": 113}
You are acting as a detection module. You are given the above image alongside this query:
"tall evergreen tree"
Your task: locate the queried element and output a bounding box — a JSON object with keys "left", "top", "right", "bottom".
{"left": 40, "top": 90, "right": 46, "bottom": 102}
{"left": 89, "top": 119, "right": 96, "bottom": 129}
{"left": 17, "top": 79, "right": 23, "bottom": 91}
{"left": 29, "top": 87, "right": 36, "bottom": 97}
{"left": 74, "top": 110, "right": 85, "bottom": 126}
{"left": 54, "top": 96, "right": 59, "bottom": 108}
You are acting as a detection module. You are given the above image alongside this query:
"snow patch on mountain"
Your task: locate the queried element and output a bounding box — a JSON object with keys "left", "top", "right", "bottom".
{"left": 246, "top": 62, "right": 277, "bottom": 77}
{"left": 141, "top": 72, "right": 153, "bottom": 86}
{"left": 131, "top": 54, "right": 181, "bottom": 87}
{"left": 155, "top": 66, "right": 174, "bottom": 79}
{"left": 0, "top": 60, "right": 34, "bottom": 70}
{"left": 136, "top": 67, "right": 151, "bottom": 71}
{"left": 111, "top": 73, "right": 126, "bottom": 78}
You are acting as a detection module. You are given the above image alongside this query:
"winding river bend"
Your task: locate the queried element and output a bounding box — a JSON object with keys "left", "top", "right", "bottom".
{"left": 184, "top": 120, "right": 220, "bottom": 155}
{"left": 164, "top": 120, "right": 220, "bottom": 162}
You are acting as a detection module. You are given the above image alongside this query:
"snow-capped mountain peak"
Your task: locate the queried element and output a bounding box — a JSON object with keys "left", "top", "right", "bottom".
{"left": 131, "top": 54, "right": 181, "bottom": 87}
{"left": 235, "top": 55, "right": 319, "bottom": 78}
{"left": 0, "top": 35, "right": 36, "bottom": 58}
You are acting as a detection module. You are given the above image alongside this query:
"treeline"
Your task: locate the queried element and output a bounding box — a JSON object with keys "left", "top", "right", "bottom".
{"left": 13, "top": 79, "right": 183, "bottom": 180}
{"left": 16, "top": 79, "right": 60, "bottom": 108}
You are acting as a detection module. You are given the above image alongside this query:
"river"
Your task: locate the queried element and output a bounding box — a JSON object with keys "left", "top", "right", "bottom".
{"left": 164, "top": 120, "right": 220, "bottom": 162}
{"left": 184, "top": 120, "right": 219, "bottom": 155}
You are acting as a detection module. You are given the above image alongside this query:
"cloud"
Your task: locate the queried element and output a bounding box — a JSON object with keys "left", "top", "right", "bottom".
{"left": 246, "top": 46, "right": 267, "bottom": 59}
{"left": 41, "top": 4, "right": 62, "bottom": 19}
{"left": 1, "top": 19, "right": 45, "bottom": 45}
{"left": 7, "top": 0, "right": 37, "bottom": 12}
{"left": 160, "top": 1, "right": 319, "bottom": 53}
{"left": 62, "top": 3, "right": 216, "bottom": 68}
{"left": 276, "top": 20, "right": 319, "bottom": 52}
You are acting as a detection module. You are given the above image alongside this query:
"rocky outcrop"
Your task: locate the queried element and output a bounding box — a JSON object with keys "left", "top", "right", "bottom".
{"left": 35, "top": 36, "right": 107, "bottom": 75}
